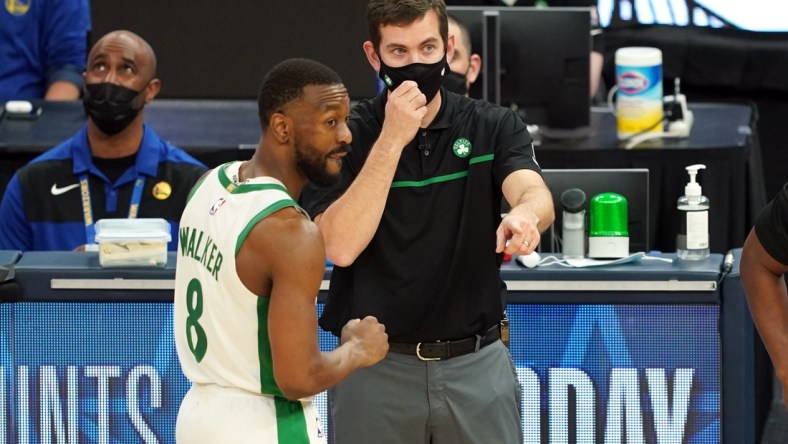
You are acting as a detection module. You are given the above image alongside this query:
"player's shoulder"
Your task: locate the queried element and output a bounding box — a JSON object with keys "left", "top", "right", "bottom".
{"left": 253, "top": 206, "right": 319, "bottom": 244}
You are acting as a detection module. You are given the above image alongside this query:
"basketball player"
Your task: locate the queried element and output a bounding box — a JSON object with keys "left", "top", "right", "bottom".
{"left": 173, "top": 58, "right": 389, "bottom": 443}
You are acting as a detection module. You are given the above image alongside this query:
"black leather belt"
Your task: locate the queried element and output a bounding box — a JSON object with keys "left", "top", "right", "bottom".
{"left": 388, "top": 325, "right": 500, "bottom": 361}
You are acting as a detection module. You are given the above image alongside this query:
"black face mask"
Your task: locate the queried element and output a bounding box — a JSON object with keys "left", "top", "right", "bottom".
{"left": 378, "top": 53, "right": 447, "bottom": 103}
{"left": 83, "top": 83, "right": 146, "bottom": 135}
{"left": 443, "top": 70, "right": 468, "bottom": 96}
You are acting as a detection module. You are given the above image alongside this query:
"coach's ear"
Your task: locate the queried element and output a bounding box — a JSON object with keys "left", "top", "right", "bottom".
{"left": 363, "top": 41, "right": 381, "bottom": 73}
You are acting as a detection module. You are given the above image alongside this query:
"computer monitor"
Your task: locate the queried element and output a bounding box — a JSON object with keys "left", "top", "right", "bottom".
{"left": 540, "top": 168, "right": 650, "bottom": 254}
{"left": 446, "top": 7, "right": 592, "bottom": 134}
{"left": 498, "top": 7, "right": 591, "bottom": 134}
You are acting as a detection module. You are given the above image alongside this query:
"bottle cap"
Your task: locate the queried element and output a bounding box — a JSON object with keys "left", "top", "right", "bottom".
{"left": 685, "top": 164, "right": 706, "bottom": 199}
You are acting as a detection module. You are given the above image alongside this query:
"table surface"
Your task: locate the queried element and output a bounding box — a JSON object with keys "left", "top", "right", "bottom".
{"left": 539, "top": 103, "right": 753, "bottom": 150}
{"left": 6, "top": 250, "right": 724, "bottom": 303}
{"left": 535, "top": 103, "right": 765, "bottom": 254}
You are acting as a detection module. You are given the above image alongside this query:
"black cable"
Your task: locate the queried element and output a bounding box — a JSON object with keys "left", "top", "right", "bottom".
{"left": 718, "top": 249, "right": 735, "bottom": 285}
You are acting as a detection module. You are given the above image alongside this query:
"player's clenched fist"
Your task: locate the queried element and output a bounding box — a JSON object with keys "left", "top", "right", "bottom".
{"left": 341, "top": 316, "right": 389, "bottom": 367}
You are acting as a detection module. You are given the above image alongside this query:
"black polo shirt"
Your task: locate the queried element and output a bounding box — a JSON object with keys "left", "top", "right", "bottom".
{"left": 302, "top": 88, "right": 540, "bottom": 343}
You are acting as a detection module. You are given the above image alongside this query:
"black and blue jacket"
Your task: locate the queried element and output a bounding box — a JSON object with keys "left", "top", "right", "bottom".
{"left": 0, "top": 124, "right": 207, "bottom": 251}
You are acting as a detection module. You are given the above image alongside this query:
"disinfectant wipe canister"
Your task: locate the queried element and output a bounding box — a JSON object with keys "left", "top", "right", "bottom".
{"left": 615, "top": 47, "right": 663, "bottom": 139}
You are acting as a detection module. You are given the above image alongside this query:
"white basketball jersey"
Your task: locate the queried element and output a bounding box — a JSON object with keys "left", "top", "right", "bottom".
{"left": 174, "top": 161, "right": 308, "bottom": 396}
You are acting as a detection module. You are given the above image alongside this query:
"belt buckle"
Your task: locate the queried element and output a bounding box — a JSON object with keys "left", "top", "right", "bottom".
{"left": 416, "top": 342, "right": 441, "bottom": 361}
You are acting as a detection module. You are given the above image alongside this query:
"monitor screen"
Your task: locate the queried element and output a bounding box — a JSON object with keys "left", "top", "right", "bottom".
{"left": 540, "top": 168, "right": 650, "bottom": 254}
{"left": 447, "top": 7, "right": 592, "bottom": 133}
{"left": 499, "top": 8, "right": 592, "bottom": 132}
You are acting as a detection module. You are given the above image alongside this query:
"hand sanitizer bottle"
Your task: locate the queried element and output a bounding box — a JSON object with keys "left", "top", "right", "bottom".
{"left": 676, "top": 164, "right": 710, "bottom": 260}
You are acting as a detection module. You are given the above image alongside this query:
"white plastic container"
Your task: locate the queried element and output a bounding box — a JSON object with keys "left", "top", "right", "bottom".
{"left": 95, "top": 218, "right": 171, "bottom": 267}
{"left": 615, "top": 47, "right": 663, "bottom": 139}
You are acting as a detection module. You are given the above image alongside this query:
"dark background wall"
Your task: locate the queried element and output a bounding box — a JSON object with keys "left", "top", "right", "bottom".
{"left": 91, "top": 0, "right": 377, "bottom": 101}
{"left": 91, "top": 2, "right": 788, "bottom": 200}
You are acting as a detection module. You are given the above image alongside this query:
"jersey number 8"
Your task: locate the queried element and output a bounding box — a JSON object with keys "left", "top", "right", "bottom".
{"left": 186, "top": 278, "right": 208, "bottom": 362}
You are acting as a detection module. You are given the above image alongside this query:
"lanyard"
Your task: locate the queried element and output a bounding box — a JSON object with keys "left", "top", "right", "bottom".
{"left": 80, "top": 174, "right": 145, "bottom": 244}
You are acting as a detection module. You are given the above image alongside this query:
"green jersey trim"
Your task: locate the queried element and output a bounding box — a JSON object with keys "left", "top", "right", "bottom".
{"left": 274, "top": 397, "right": 310, "bottom": 443}
{"left": 259, "top": 300, "right": 311, "bottom": 443}
{"left": 257, "top": 297, "right": 283, "bottom": 397}
{"left": 185, "top": 171, "right": 210, "bottom": 204}
{"left": 235, "top": 199, "right": 299, "bottom": 256}
{"left": 217, "top": 162, "right": 235, "bottom": 191}
{"left": 390, "top": 153, "right": 494, "bottom": 188}
{"left": 469, "top": 153, "right": 495, "bottom": 165}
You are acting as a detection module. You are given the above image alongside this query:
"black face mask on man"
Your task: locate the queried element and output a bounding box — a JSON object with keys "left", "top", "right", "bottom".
{"left": 377, "top": 53, "right": 447, "bottom": 103}
{"left": 443, "top": 70, "right": 469, "bottom": 96}
{"left": 83, "top": 83, "right": 146, "bottom": 135}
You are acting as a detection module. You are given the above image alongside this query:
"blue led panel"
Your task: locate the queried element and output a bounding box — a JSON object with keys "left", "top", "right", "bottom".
{"left": 1, "top": 304, "right": 10, "bottom": 444}
{"left": 508, "top": 304, "right": 720, "bottom": 443}
{"left": 4, "top": 302, "right": 337, "bottom": 444}
{"left": 11, "top": 302, "right": 187, "bottom": 444}
{"left": 1, "top": 302, "right": 720, "bottom": 443}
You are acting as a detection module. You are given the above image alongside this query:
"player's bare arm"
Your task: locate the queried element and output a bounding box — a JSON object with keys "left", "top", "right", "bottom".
{"left": 238, "top": 208, "right": 387, "bottom": 400}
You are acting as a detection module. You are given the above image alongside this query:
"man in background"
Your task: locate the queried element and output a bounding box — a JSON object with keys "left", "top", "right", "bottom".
{"left": 445, "top": 14, "right": 481, "bottom": 95}
{"left": 0, "top": 30, "right": 206, "bottom": 251}
{"left": 0, "top": 0, "right": 91, "bottom": 101}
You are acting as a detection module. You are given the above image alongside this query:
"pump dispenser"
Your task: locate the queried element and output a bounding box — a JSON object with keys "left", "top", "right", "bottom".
{"left": 676, "top": 164, "right": 710, "bottom": 260}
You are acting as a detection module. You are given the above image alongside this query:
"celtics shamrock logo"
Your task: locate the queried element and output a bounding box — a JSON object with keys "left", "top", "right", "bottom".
{"left": 452, "top": 138, "right": 472, "bottom": 158}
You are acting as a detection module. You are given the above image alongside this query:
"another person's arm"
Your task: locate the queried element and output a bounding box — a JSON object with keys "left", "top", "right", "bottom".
{"left": 237, "top": 207, "right": 388, "bottom": 400}
{"left": 42, "top": 0, "right": 91, "bottom": 100}
{"left": 741, "top": 228, "right": 788, "bottom": 405}
{"left": 44, "top": 80, "right": 81, "bottom": 101}
{"left": 315, "top": 81, "right": 426, "bottom": 266}
{"left": 0, "top": 176, "right": 33, "bottom": 251}
{"left": 589, "top": 50, "right": 604, "bottom": 99}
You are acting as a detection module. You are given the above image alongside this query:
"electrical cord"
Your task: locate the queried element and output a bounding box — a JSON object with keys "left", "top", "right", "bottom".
{"left": 718, "top": 249, "right": 735, "bottom": 285}
{"left": 607, "top": 81, "right": 690, "bottom": 149}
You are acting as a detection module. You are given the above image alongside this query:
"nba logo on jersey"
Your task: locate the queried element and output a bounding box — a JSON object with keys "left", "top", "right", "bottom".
{"left": 209, "top": 197, "right": 227, "bottom": 215}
